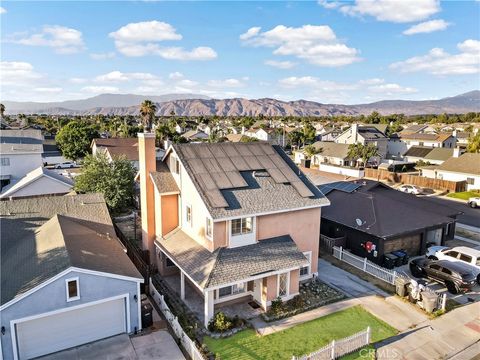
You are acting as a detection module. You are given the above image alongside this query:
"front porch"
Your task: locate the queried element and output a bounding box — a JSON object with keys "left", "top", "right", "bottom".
{"left": 162, "top": 273, "right": 264, "bottom": 326}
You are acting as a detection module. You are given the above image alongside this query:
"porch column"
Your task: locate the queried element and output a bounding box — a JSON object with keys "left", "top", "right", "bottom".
{"left": 180, "top": 271, "right": 185, "bottom": 300}
{"left": 204, "top": 289, "right": 214, "bottom": 328}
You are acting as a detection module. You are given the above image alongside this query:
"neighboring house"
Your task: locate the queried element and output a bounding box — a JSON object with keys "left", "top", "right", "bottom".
{"left": 388, "top": 133, "right": 456, "bottom": 158}
{"left": 334, "top": 124, "right": 388, "bottom": 158}
{"left": 0, "top": 167, "right": 74, "bottom": 199}
{"left": 91, "top": 138, "right": 164, "bottom": 170}
{"left": 243, "top": 127, "right": 285, "bottom": 145}
{"left": 427, "top": 153, "right": 480, "bottom": 190}
{"left": 182, "top": 129, "right": 209, "bottom": 141}
{"left": 403, "top": 146, "right": 455, "bottom": 165}
{"left": 294, "top": 142, "right": 351, "bottom": 167}
{"left": 0, "top": 130, "right": 44, "bottom": 191}
{"left": 42, "top": 135, "right": 68, "bottom": 165}
{"left": 225, "top": 133, "right": 247, "bottom": 143}
{"left": 137, "top": 135, "right": 329, "bottom": 327}
{"left": 320, "top": 181, "right": 458, "bottom": 265}
{"left": 0, "top": 193, "right": 143, "bottom": 360}
{"left": 399, "top": 124, "right": 429, "bottom": 135}
{"left": 453, "top": 130, "right": 470, "bottom": 149}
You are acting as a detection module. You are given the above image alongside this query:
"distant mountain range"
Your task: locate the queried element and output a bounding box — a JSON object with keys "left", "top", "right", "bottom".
{"left": 3, "top": 91, "right": 479, "bottom": 116}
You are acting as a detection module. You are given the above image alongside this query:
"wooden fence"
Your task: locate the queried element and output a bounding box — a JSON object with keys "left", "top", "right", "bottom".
{"left": 292, "top": 327, "right": 371, "bottom": 360}
{"left": 320, "top": 235, "right": 346, "bottom": 254}
{"left": 365, "top": 168, "right": 466, "bottom": 192}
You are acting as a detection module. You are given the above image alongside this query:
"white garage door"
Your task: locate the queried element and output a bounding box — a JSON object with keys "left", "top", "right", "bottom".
{"left": 16, "top": 297, "right": 127, "bottom": 360}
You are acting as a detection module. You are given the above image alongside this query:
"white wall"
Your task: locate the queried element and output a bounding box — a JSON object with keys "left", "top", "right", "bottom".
{"left": 436, "top": 171, "right": 480, "bottom": 190}
{"left": 318, "top": 163, "right": 364, "bottom": 178}
{"left": 0, "top": 153, "right": 43, "bottom": 182}
{"left": 2, "top": 176, "right": 72, "bottom": 199}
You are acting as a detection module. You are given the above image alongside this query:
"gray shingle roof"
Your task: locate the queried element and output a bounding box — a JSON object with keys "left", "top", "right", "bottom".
{"left": 157, "top": 229, "right": 307, "bottom": 289}
{"left": 0, "top": 129, "right": 43, "bottom": 154}
{"left": 172, "top": 143, "right": 328, "bottom": 220}
{"left": 437, "top": 153, "right": 480, "bottom": 175}
{"left": 1, "top": 193, "right": 142, "bottom": 305}
{"left": 309, "top": 141, "right": 350, "bottom": 159}
{"left": 404, "top": 146, "right": 433, "bottom": 158}
{"left": 423, "top": 147, "right": 454, "bottom": 162}
{"left": 150, "top": 161, "right": 179, "bottom": 194}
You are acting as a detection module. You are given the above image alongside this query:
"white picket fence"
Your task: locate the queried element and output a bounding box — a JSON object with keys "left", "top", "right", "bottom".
{"left": 293, "top": 327, "right": 371, "bottom": 360}
{"left": 149, "top": 278, "right": 204, "bottom": 360}
{"left": 333, "top": 246, "right": 397, "bottom": 284}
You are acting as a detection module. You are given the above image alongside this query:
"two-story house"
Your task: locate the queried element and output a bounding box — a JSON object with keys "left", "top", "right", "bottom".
{"left": 387, "top": 133, "right": 456, "bottom": 158}
{"left": 137, "top": 134, "right": 329, "bottom": 327}
{"left": 0, "top": 130, "right": 44, "bottom": 190}
{"left": 334, "top": 124, "right": 388, "bottom": 159}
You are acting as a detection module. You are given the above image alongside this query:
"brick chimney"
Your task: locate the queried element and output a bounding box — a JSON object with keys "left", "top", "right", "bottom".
{"left": 138, "top": 132, "right": 156, "bottom": 264}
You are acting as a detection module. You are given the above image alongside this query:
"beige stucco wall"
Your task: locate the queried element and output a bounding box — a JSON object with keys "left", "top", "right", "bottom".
{"left": 257, "top": 207, "right": 321, "bottom": 274}
{"left": 265, "top": 274, "right": 278, "bottom": 301}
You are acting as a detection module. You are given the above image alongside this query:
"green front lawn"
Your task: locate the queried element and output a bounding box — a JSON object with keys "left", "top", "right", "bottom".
{"left": 447, "top": 191, "right": 479, "bottom": 200}
{"left": 203, "top": 306, "right": 397, "bottom": 360}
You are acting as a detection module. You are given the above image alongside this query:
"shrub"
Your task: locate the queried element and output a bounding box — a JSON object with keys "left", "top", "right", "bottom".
{"left": 270, "top": 297, "right": 284, "bottom": 316}
{"left": 208, "top": 312, "right": 233, "bottom": 333}
{"left": 289, "top": 295, "right": 306, "bottom": 309}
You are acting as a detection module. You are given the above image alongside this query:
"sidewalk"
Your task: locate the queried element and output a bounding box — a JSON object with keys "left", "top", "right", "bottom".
{"left": 376, "top": 302, "right": 480, "bottom": 360}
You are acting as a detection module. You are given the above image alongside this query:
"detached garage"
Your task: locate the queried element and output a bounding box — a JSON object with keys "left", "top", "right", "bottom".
{"left": 0, "top": 194, "right": 143, "bottom": 360}
{"left": 14, "top": 297, "right": 127, "bottom": 359}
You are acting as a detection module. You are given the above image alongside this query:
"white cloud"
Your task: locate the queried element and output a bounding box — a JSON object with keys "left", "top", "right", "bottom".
{"left": 279, "top": 76, "right": 357, "bottom": 91}
{"left": 95, "top": 71, "right": 157, "bottom": 82}
{"left": 0, "top": 61, "right": 42, "bottom": 85}
{"left": 240, "top": 25, "right": 360, "bottom": 67}
{"left": 403, "top": 19, "right": 450, "bottom": 35}
{"left": 109, "top": 21, "right": 217, "bottom": 60}
{"left": 207, "top": 78, "right": 247, "bottom": 88}
{"left": 390, "top": 39, "right": 480, "bottom": 75}
{"left": 90, "top": 52, "right": 115, "bottom": 60}
{"left": 320, "top": 0, "right": 440, "bottom": 23}
{"left": 0, "top": 6, "right": 6, "bottom": 14}
{"left": 367, "top": 83, "right": 418, "bottom": 94}
{"left": 70, "top": 77, "right": 88, "bottom": 84}
{"left": 264, "top": 60, "right": 296, "bottom": 69}
{"left": 33, "top": 87, "right": 63, "bottom": 93}
{"left": 7, "top": 25, "right": 85, "bottom": 54}
{"left": 169, "top": 72, "right": 184, "bottom": 80}
{"left": 81, "top": 86, "right": 120, "bottom": 94}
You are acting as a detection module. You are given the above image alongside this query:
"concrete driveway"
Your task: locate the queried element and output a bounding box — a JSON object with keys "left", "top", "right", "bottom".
{"left": 39, "top": 331, "right": 185, "bottom": 360}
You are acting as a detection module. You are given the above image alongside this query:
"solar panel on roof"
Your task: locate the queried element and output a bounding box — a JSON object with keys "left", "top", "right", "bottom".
{"left": 204, "top": 158, "right": 223, "bottom": 173}
{"left": 267, "top": 168, "right": 289, "bottom": 183}
{"left": 187, "top": 158, "right": 207, "bottom": 174}
{"left": 236, "top": 145, "right": 254, "bottom": 157}
{"left": 216, "top": 157, "right": 237, "bottom": 172}
{"left": 213, "top": 171, "right": 233, "bottom": 189}
{"left": 198, "top": 173, "right": 217, "bottom": 190}
{"left": 291, "top": 181, "right": 314, "bottom": 198}
{"left": 195, "top": 146, "right": 215, "bottom": 158}
{"left": 248, "top": 144, "right": 266, "bottom": 156}
{"left": 230, "top": 156, "right": 250, "bottom": 171}
{"left": 225, "top": 171, "right": 248, "bottom": 188}
{"left": 205, "top": 189, "right": 229, "bottom": 208}
{"left": 243, "top": 156, "right": 263, "bottom": 170}
{"left": 317, "top": 181, "right": 361, "bottom": 195}
{"left": 256, "top": 155, "right": 275, "bottom": 169}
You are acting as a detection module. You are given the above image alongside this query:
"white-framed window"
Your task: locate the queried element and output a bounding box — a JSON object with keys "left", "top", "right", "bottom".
{"left": 231, "top": 217, "right": 253, "bottom": 236}
{"left": 300, "top": 251, "right": 312, "bottom": 278}
{"left": 175, "top": 158, "right": 180, "bottom": 174}
{"left": 0, "top": 158, "right": 10, "bottom": 166}
{"left": 467, "top": 177, "right": 475, "bottom": 185}
{"left": 277, "top": 272, "right": 289, "bottom": 298}
{"left": 186, "top": 204, "right": 192, "bottom": 226}
{"left": 218, "top": 283, "right": 246, "bottom": 298}
{"left": 206, "top": 217, "right": 213, "bottom": 239}
{"left": 65, "top": 277, "right": 80, "bottom": 302}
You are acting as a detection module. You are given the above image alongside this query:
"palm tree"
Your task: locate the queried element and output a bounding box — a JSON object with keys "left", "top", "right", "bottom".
{"left": 304, "top": 144, "right": 322, "bottom": 160}
{"left": 139, "top": 100, "right": 157, "bottom": 132}
{"left": 348, "top": 143, "right": 379, "bottom": 167}
{"left": 0, "top": 103, "right": 5, "bottom": 119}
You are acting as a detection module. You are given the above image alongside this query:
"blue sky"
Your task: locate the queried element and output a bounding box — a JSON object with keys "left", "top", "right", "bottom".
{"left": 1, "top": 0, "right": 479, "bottom": 104}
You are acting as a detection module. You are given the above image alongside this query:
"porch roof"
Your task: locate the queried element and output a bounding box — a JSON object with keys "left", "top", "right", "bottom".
{"left": 156, "top": 229, "right": 308, "bottom": 290}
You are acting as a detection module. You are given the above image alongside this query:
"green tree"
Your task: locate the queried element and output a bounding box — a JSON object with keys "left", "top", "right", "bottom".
{"left": 0, "top": 103, "right": 5, "bottom": 118}
{"left": 74, "top": 153, "right": 135, "bottom": 213}
{"left": 139, "top": 100, "right": 157, "bottom": 131}
{"left": 467, "top": 133, "right": 480, "bottom": 153}
{"left": 302, "top": 121, "right": 316, "bottom": 146}
{"left": 55, "top": 121, "right": 98, "bottom": 160}
{"left": 347, "top": 143, "right": 379, "bottom": 167}
{"left": 303, "top": 144, "right": 322, "bottom": 160}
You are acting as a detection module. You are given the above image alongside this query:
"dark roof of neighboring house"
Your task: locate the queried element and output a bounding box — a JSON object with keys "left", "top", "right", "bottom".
{"left": 404, "top": 146, "right": 433, "bottom": 158}
{"left": 423, "top": 147, "right": 454, "bottom": 162}
{"left": 368, "top": 124, "right": 388, "bottom": 135}
{"left": 0, "top": 129, "right": 44, "bottom": 154}
{"left": 92, "top": 138, "right": 139, "bottom": 161}
{"left": 183, "top": 129, "right": 207, "bottom": 139}
{"left": 437, "top": 153, "right": 480, "bottom": 175}
{"left": 150, "top": 161, "right": 180, "bottom": 194}
{"left": 308, "top": 141, "right": 350, "bottom": 159}
{"left": 157, "top": 229, "right": 307, "bottom": 289}
{"left": 400, "top": 124, "right": 428, "bottom": 134}
{"left": 322, "top": 181, "right": 459, "bottom": 239}
{"left": 171, "top": 143, "right": 329, "bottom": 220}
{"left": 0, "top": 193, "right": 142, "bottom": 305}
{"left": 358, "top": 126, "right": 387, "bottom": 139}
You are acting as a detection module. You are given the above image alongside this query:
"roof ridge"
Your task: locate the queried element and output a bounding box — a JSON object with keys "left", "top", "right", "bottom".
{"left": 205, "top": 247, "right": 224, "bottom": 288}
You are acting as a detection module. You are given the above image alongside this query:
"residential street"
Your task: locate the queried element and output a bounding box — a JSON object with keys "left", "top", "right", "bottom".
{"left": 421, "top": 196, "right": 480, "bottom": 228}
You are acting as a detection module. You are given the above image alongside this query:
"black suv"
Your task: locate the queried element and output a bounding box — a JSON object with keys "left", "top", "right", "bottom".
{"left": 409, "top": 258, "right": 476, "bottom": 294}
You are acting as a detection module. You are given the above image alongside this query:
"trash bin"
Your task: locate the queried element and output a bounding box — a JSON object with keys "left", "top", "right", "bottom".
{"left": 399, "top": 249, "right": 409, "bottom": 265}
{"left": 421, "top": 291, "right": 438, "bottom": 313}
{"left": 141, "top": 302, "right": 153, "bottom": 328}
{"left": 390, "top": 251, "right": 404, "bottom": 267}
{"left": 383, "top": 253, "right": 398, "bottom": 269}
{"left": 395, "top": 277, "right": 411, "bottom": 297}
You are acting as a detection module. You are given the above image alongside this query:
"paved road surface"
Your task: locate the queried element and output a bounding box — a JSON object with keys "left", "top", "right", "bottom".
{"left": 421, "top": 196, "right": 480, "bottom": 228}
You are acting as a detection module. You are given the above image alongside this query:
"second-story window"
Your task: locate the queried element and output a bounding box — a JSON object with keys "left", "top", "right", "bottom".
{"left": 186, "top": 205, "right": 192, "bottom": 226}
{"left": 175, "top": 158, "right": 180, "bottom": 174}
{"left": 0, "top": 158, "right": 10, "bottom": 166}
{"left": 231, "top": 217, "right": 253, "bottom": 236}
{"left": 206, "top": 217, "right": 213, "bottom": 239}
